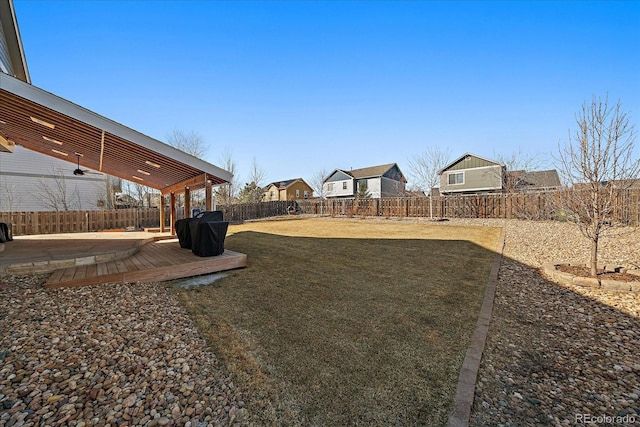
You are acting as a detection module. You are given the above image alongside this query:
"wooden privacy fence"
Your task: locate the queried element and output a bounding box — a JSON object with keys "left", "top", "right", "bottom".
{"left": 217, "top": 200, "right": 297, "bottom": 223}
{"left": 297, "top": 189, "right": 640, "bottom": 226}
{"left": 163, "top": 201, "right": 297, "bottom": 226}
{"left": 3, "top": 191, "right": 638, "bottom": 236}
{"left": 0, "top": 208, "right": 160, "bottom": 236}
{"left": 0, "top": 201, "right": 299, "bottom": 236}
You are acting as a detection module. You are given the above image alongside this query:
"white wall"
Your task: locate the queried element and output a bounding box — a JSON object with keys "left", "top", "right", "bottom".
{"left": 365, "top": 178, "right": 382, "bottom": 198}
{"left": 0, "top": 146, "right": 107, "bottom": 211}
{"left": 324, "top": 179, "right": 354, "bottom": 198}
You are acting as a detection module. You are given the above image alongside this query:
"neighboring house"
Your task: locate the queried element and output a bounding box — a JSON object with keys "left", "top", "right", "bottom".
{"left": 427, "top": 187, "right": 440, "bottom": 197}
{"left": 323, "top": 163, "right": 407, "bottom": 199}
{"left": 405, "top": 189, "right": 427, "bottom": 198}
{"left": 0, "top": 145, "right": 107, "bottom": 211}
{"left": 508, "top": 170, "right": 562, "bottom": 192}
{"left": 439, "top": 153, "right": 504, "bottom": 194}
{"left": 263, "top": 178, "right": 313, "bottom": 201}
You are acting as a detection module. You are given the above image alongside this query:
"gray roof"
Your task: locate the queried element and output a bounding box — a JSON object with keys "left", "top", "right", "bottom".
{"left": 325, "top": 163, "right": 406, "bottom": 182}
{"left": 510, "top": 169, "right": 561, "bottom": 190}
{"left": 349, "top": 163, "right": 398, "bottom": 179}
{"left": 264, "top": 178, "right": 306, "bottom": 190}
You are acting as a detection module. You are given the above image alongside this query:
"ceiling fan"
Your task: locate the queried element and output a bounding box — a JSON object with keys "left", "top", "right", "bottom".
{"left": 73, "top": 153, "right": 100, "bottom": 176}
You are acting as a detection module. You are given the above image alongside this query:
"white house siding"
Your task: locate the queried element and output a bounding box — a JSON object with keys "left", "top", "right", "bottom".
{"left": 323, "top": 179, "right": 354, "bottom": 198}
{"left": 0, "top": 19, "right": 13, "bottom": 75}
{"left": 0, "top": 146, "right": 107, "bottom": 211}
{"left": 363, "top": 178, "right": 381, "bottom": 198}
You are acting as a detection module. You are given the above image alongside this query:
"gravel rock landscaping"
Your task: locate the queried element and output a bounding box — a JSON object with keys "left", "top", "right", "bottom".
{"left": 458, "top": 219, "right": 640, "bottom": 426}
{"left": 0, "top": 278, "right": 247, "bottom": 427}
{"left": 1, "top": 218, "right": 638, "bottom": 426}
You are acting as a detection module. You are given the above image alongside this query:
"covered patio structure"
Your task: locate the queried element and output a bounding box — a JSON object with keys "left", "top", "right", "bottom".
{"left": 0, "top": 0, "right": 246, "bottom": 287}
{"left": 0, "top": 0, "right": 232, "bottom": 233}
{"left": 0, "top": 73, "right": 231, "bottom": 233}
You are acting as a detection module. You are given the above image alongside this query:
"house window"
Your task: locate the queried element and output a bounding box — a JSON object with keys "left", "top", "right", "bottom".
{"left": 270, "top": 191, "right": 275, "bottom": 198}
{"left": 296, "top": 189, "right": 300, "bottom": 198}
{"left": 328, "top": 183, "right": 334, "bottom": 191}
{"left": 343, "top": 182, "right": 347, "bottom": 190}
{"left": 304, "top": 190, "right": 309, "bottom": 198}
{"left": 448, "top": 172, "right": 464, "bottom": 185}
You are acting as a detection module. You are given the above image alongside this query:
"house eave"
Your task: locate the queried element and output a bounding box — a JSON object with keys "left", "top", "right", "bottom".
{"left": 0, "top": 73, "right": 232, "bottom": 192}
{"left": 0, "top": 0, "right": 30, "bottom": 83}
{"left": 438, "top": 152, "right": 503, "bottom": 174}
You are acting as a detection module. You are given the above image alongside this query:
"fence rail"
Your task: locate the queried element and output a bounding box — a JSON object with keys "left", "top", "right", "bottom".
{"left": 218, "top": 200, "right": 297, "bottom": 223}
{"left": 1, "top": 201, "right": 299, "bottom": 236}
{"left": 0, "top": 209, "right": 161, "bottom": 236}
{"left": 2, "top": 190, "right": 638, "bottom": 236}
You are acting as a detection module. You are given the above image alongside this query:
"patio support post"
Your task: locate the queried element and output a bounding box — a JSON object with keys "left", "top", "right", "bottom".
{"left": 159, "top": 194, "right": 166, "bottom": 232}
{"left": 184, "top": 188, "right": 191, "bottom": 218}
{"left": 170, "top": 192, "right": 176, "bottom": 235}
{"left": 205, "top": 178, "right": 213, "bottom": 210}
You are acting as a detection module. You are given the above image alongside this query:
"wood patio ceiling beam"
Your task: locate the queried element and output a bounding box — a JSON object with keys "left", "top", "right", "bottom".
{"left": 161, "top": 173, "right": 210, "bottom": 195}
{"left": 0, "top": 73, "right": 232, "bottom": 191}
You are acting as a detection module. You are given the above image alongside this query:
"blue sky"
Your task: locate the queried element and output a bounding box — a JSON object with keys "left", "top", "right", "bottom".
{"left": 13, "top": 0, "right": 640, "bottom": 189}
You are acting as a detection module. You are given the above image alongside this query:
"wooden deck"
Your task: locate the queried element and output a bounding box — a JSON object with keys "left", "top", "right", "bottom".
{"left": 44, "top": 239, "right": 247, "bottom": 288}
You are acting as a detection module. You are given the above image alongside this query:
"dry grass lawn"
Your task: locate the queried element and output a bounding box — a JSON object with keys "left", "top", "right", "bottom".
{"left": 173, "top": 218, "right": 501, "bottom": 426}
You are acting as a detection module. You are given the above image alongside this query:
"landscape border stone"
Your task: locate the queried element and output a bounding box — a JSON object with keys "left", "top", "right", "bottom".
{"left": 447, "top": 228, "right": 506, "bottom": 427}
{"left": 542, "top": 262, "right": 640, "bottom": 293}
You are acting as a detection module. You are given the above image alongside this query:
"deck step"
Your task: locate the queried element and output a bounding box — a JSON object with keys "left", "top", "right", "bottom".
{"left": 44, "top": 241, "right": 247, "bottom": 288}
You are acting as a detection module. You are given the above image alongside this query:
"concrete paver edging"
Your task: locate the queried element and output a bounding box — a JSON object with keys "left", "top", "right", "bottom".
{"left": 542, "top": 262, "right": 640, "bottom": 292}
{"left": 447, "top": 228, "right": 506, "bottom": 427}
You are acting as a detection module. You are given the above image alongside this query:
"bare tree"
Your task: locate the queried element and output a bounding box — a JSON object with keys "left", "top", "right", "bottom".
{"left": 555, "top": 96, "right": 640, "bottom": 277}
{"left": 166, "top": 129, "right": 208, "bottom": 158}
{"left": 213, "top": 148, "right": 238, "bottom": 205}
{"left": 120, "top": 180, "right": 144, "bottom": 207}
{"left": 36, "top": 167, "right": 82, "bottom": 211}
{"left": 236, "top": 158, "right": 266, "bottom": 203}
{"left": 249, "top": 158, "right": 266, "bottom": 196}
{"left": 408, "top": 147, "right": 451, "bottom": 218}
{"left": 126, "top": 182, "right": 162, "bottom": 209}
{"left": 494, "top": 148, "right": 544, "bottom": 192}
{"left": 103, "top": 176, "right": 122, "bottom": 209}
{"left": 310, "top": 168, "right": 328, "bottom": 199}
{"left": 0, "top": 176, "right": 22, "bottom": 212}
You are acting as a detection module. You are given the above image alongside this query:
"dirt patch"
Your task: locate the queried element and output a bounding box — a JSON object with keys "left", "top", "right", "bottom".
{"left": 556, "top": 265, "right": 638, "bottom": 282}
